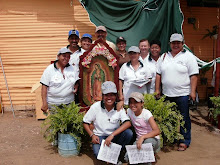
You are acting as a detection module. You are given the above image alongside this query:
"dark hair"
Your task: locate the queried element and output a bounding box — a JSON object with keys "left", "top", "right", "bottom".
{"left": 150, "top": 40, "right": 161, "bottom": 48}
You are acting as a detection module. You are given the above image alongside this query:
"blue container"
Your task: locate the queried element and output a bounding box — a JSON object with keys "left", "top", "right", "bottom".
{"left": 58, "top": 132, "right": 79, "bottom": 157}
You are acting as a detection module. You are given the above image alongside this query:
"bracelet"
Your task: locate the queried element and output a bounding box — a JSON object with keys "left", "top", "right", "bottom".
{"left": 90, "top": 133, "right": 94, "bottom": 137}
{"left": 110, "top": 134, "right": 114, "bottom": 137}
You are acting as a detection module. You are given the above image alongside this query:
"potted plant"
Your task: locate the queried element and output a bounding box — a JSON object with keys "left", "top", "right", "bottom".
{"left": 209, "top": 96, "right": 220, "bottom": 129}
{"left": 143, "top": 94, "right": 185, "bottom": 147}
{"left": 41, "top": 102, "right": 85, "bottom": 157}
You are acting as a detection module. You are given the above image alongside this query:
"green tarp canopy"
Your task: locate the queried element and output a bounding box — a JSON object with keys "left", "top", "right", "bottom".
{"left": 80, "top": 0, "right": 183, "bottom": 53}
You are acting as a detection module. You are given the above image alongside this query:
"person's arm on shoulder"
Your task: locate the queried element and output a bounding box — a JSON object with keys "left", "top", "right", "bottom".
{"left": 104, "top": 120, "right": 131, "bottom": 146}
{"left": 41, "top": 85, "right": 48, "bottom": 112}
{"left": 136, "top": 116, "right": 160, "bottom": 149}
{"left": 119, "top": 80, "right": 124, "bottom": 101}
{"left": 116, "top": 100, "right": 124, "bottom": 112}
{"left": 190, "top": 75, "right": 198, "bottom": 101}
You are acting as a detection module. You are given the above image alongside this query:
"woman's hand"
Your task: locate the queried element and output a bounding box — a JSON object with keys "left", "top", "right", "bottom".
{"left": 91, "top": 135, "right": 100, "bottom": 144}
{"left": 155, "top": 89, "right": 161, "bottom": 99}
{"left": 41, "top": 103, "right": 48, "bottom": 112}
{"left": 136, "top": 136, "right": 145, "bottom": 150}
{"left": 104, "top": 135, "right": 114, "bottom": 146}
{"left": 190, "top": 91, "right": 196, "bottom": 101}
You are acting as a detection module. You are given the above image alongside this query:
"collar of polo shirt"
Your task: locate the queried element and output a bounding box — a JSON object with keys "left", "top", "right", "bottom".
{"left": 126, "top": 60, "right": 144, "bottom": 67}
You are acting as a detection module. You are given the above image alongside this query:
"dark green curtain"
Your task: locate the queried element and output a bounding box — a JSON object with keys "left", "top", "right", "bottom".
{"left": 80, "top": 0, "right": 183, "bottom": 53}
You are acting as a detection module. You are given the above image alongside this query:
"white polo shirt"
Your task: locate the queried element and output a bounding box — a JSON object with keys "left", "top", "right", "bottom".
{"left": 119, "top": 61, "right": 153, "bottom": 105}
{"left": 40, "top": 61, "right": 79, "bottom": 105}
{"left": 68, "top": 46, "right": 85, "bottom": 75}
{"left": 157, "top": 50, "right": 199, "bottom": 97}
{"left": 83, "top": 101, "right": 130, "bottom": 136}
{"left": 139, "top": 53, "right": 150, "bottom": 65}
{"left": 145, "top": 54, "right": 161, "bottom": 94}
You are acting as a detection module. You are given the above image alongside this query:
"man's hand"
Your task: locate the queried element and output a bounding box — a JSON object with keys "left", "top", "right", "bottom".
{"left": 91, "top": 135, "right": 100, "bottom": 144}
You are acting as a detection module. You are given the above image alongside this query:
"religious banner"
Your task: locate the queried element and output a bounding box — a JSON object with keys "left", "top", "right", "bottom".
{"left": 79, "top": 39, "right": 119, "bottom": 109}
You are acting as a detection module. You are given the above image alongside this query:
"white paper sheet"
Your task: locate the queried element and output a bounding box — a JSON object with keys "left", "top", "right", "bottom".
{"left": 125, "top": 143, "right": 155, "bottom": 164}
{"left": 97, "top": 140, "right": 122, "bottom": 164}
{"left": 130, "top": 78, "right": 151, "bottom": 87}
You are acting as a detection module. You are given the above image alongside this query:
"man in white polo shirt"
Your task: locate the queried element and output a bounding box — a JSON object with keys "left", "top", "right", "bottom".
{"left": 67, "top": 29, "right": 85, "bottom": 72}
{"left": 83, "top": 81, "right": 133, "bottom": 160}
{"left": 40, "top": 47, "right": 79, "bottom": 112}
{"left": 94, "top": 25, "right": 116, "bottom": 52}
{"left": 155, "top": 33, "right": 199, "bottom": 151}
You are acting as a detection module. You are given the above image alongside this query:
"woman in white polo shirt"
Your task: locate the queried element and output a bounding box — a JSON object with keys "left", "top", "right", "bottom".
{"left": 155, "top": 33, "right": 199, "bottom": 151}
{"left": 83, "top": 81, "right": 133, "bottom": 160}
{"left": 119, "top": 46, "right": 153, "bottom": 105}
{"left": 40, "top": 47, "right": 79, "bottom": 112}
{"left": 145, "top": 40, "right": 162, "bottom": 94}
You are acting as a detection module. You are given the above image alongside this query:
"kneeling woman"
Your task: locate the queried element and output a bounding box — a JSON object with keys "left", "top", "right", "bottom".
{"left": 83, "top": 81, "right": 133, "bottom": 158}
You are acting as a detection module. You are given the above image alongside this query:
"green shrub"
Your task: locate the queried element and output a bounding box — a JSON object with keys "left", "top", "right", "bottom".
{"left": 143, "top": 94, "right": 185, "bottom": 147}
{"left": 210, "top": 96, "right": 220, "bottom": 124}
{"left": 41, "top": 102, "right": 85, "bottom": 151}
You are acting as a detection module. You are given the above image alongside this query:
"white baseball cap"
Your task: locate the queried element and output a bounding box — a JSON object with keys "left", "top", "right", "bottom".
{"left": 128, "top": 46, "right": 140, "bottom": 53}
{"left": 101, "top": 81, "right": 117, "bottom": 94}
{"left": 57, "top": 47, "right": 72, "bottom": 55}
{"left": 170, "top": 33, "right": 184, "bottom": 42}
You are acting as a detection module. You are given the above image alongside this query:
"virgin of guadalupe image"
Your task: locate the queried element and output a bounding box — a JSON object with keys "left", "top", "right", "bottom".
{"left": 91, "top": 63, "right": 105, "bottom": 101}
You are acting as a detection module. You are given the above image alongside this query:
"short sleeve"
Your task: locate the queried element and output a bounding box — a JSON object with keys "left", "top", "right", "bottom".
{"left": 186, "top": 52, "right": 199, "bottom": 76}
{"left": 83, "top": 103, "right": 97, "bottom": 124}
{"left": 119, "top": 63, "right": 126, "bottom": 80}
{"left": 40, "top": 65, "right": 52, "bottom": 87}
{"left": 120, "top": 109, "right": 130, "bottom": 122}
{"left": 156, "top": 53, "right": 165, "bottom": 75}
{"left": 143, "top": 109, "right": 153, "bottom": 122}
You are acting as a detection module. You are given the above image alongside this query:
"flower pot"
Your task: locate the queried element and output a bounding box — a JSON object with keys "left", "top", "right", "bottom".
{"left": 58, "top": 132, "right": 79, "bottom": 157}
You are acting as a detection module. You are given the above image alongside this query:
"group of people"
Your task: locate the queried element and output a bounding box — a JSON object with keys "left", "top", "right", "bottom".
{"left": 40, "top": 25, "right": 199, "bottom": 164}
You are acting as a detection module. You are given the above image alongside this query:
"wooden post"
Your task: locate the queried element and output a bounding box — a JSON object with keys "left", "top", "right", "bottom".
{"left": 214, "top": 21, "right": 220, "bottom": 96}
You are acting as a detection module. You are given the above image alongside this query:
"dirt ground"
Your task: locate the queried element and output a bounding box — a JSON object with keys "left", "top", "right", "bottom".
{"left": 0, "top": 106, "right": 220, "bottom": 165}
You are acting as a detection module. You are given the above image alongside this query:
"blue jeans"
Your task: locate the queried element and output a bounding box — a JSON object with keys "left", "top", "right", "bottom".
{"left": 92, "top": 129, "right": 133, "bottom": 158}
{"left": 166, "top": 95, "right": 191, "bottom": 146}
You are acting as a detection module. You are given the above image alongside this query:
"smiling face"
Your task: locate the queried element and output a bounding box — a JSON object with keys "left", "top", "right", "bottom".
{"left": 129, "top": 98, "right": 143, "bottom": 116}
{"left": 170, "top": 41, "right": 183, "bottom": 55}
{"left": 150, "top": 44, "right": 161, "bottom": 58}
{"left": 103, "top": 93, "right": 117, "bottom": 109}
{"left": 68, "top": 35, "right": 79, "bottom": 48}
{"left": 139, "top": 41, "right": 150, "bottom": 54}
{"left": 57, "top": 53, "right": 71, "bottom": 67}
{"left": 81, "top": 38, "right": 92, "bottom": 50}
{"left": 117, "top": 41, "right": 126, "bottom": 52}
{"left": 128, "top": 52, "right": 140, "bottom": 63}
{"left": 95, "top": 30, "right": 107, "bottom": 41}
